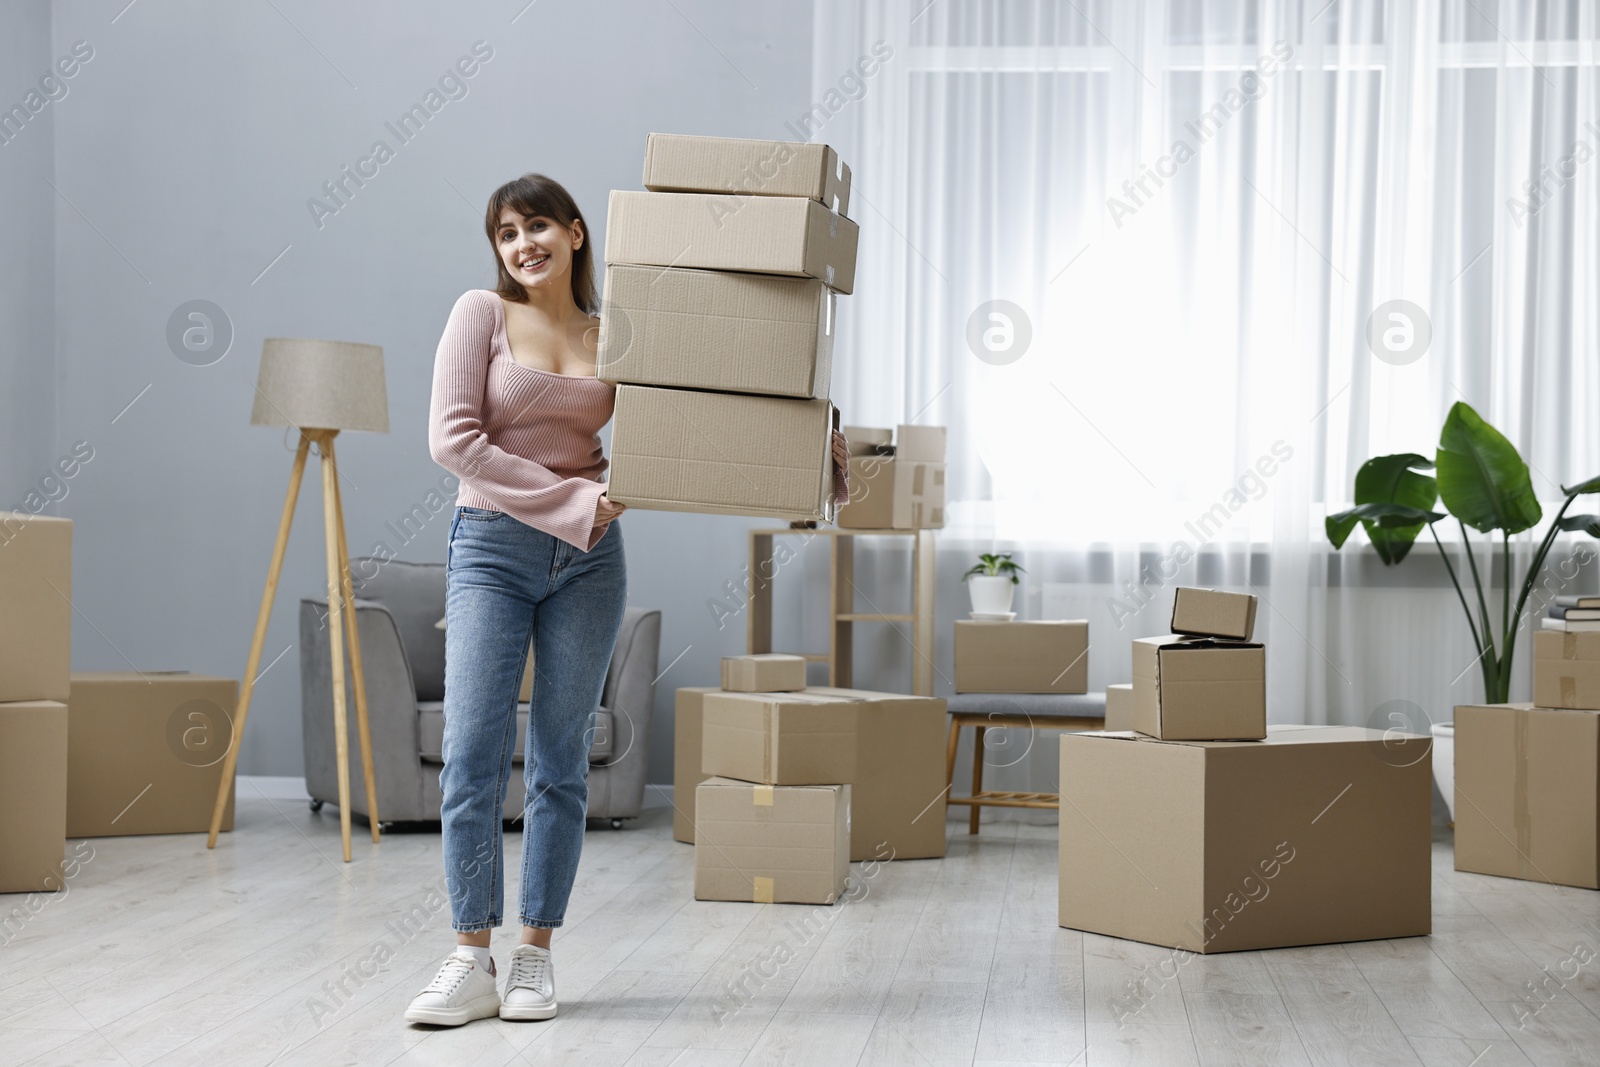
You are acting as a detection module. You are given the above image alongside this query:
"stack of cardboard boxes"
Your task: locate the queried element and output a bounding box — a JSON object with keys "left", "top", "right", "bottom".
{"left": 0, "top": 513, "right": 72, "bottom": 894}
{"left": 1059, "top": 587, "right": 1432, "bottom": 953}
{"left": 1454, "top": 599, "right": 1600, "bottom": 888}
{"left": 836, "top": 424, "right": 947, "bottom": 530}
{"left": 600, "top": 134, "right": 858, "bottom": 521}
{"left": 678, "top": 654, "right": 948, "bottom": 904}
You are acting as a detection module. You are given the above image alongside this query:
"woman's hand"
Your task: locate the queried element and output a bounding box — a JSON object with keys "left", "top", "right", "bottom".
{"left": 830, "top": 430, "right": 851, "bottom": 507}
{"left": 594, "top": 493, "right": 627, "bottom": 530}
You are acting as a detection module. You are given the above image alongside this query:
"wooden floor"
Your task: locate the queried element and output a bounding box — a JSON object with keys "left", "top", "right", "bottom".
{"left": 2, "top": 790, "right": 1599, "bottom": 1067}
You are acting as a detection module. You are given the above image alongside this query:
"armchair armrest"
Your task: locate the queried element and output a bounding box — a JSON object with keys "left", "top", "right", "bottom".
{"left": 593, "top": 609, "right": 661, "bottom": 817}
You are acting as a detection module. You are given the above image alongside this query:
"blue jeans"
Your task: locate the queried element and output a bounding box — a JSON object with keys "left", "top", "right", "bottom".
{"left": 439, "top": 506, "right": 627, "bottom": 931}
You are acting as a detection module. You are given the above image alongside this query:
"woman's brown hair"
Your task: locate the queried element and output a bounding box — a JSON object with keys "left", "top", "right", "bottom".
{"left": 484, "top": 173, "right": 598, "bottom": 315}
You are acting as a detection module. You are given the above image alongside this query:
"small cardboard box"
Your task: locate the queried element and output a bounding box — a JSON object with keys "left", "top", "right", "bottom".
{"left": 836, "top": 454, "right": 895, "bottom": 529}
{"left": 841, "top": 426, "right": 893, "bottom": 456}
{"left": 891, "top": 462, "right": 945, "bottom": 529}
{"left": 1454, "top": 702, "right": 1599, "bottom": 888}
{"left": 895, "top": 424, "right": 946, "bottom": 463}
{"left": 701, "top": 690, "right": 858, "bottom": 785}
{"left": 67, "top": 672, "right": 239, "bottom": 837}
{"left": 721, "top": 653, "right": 807, "bottom": 693}
{"left": 1132, "top": 636, "right": 1266, "bottom": 741}
{"left": 642, "top": 133, "right": 852, "bottom": 215}
{"left": 608, "top": 385, "right": 837, "bottom": 521}
{"left": 694, "top": 777, "right": 850, "bottom": 904}
{"left": 0, "top": 700, "right": 67, "bottom": 893}
{"left": 807, "top": 687, "right": 948, "bottom": 861}
{"left": 1105, "top": 683, "right": 1135, "bottom": 732}
{"left": 1171, "top": 587, "right": 1258, "bottom": 641}
{"left": 0, "top": 512, "right": 71, "bottom": 703}
{"left": 597, "top": 265, "right": 834, "bottom": 399}
{"left": 954, "top": 620, "right": 1089, "bottom": 694}
{"left": 1533, "top": 630, "right": 1600, "bottom": 710}
{"left": 606, "top": 189, "right": 859, "bottom": 294}
{"left": 1059, "top": 726, "right": 1432, "bottom": 953}
{"left": 673, "top": 687, "right": 717, "bottom": 844}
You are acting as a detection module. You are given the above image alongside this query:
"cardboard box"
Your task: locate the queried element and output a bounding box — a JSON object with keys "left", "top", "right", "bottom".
{"left": 954, "top": 621, "right": 1089, "bottom": 694}
{"left": 1105, "top": 683, "right": 1135, "bottom": 732}
{"left": 891, "top": 462, "right": 945, "bottom": 529}
{"left": 694, "top": 777, "right": 850, "bottom": 904}
{"left": 841, "top": 426, "right": 892, "bottom": 456}
{"left": 597, "top": 265, "right": 834, "bottom": 399}
{"left": 1058, "top": 726, "right": 1431, "bottom": 952}
{"left": 807, "top": 687, "right": 947, "bottom": 861}
{"left": 605, "top": 190, "right": 859, "bottom": 294}
{"left": 1533, "top": 630, "right": 1600, "bottom": 710}
{"left": 0, "top": 700, "right": 67, "bottom": 893}
{"left": 701, "top": 690, "right": 858, "bottom": 785}
{"left": 0, "top": 512, "right": 71, "bottom": 703}
{"left": 1132, "top": 636, "right": 1266, "bottom": 741}
{"left": 836, "top": 454, "right": 895, "bottom": 529}
{"left": 642, "top": 133, "right": 851, "bottom": 215}
{"left": 721, "top": 653, "right": 807, "bottom": 693}
{"left": 1455, "top": 702, "right": 1599, "bottom": 888}
{"left": 67, "top": 672, "right": 238, "bottom": 837}
{"left": 895, "top": 424, "right": 946, "bottom": 463}
{"left": 1171, "top": 587, "right": 1258, "bottom": 641}
{"left": 673, "top": 687, "right": 716, "bottom": 843}
{"left": 608, "top": 385, "right": 837, "bottom": 521}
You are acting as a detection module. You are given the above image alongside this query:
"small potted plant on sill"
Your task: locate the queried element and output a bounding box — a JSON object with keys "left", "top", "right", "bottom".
{"left": 962, "top": 552, "right": 1025, "bottom": 618}
{"left": 1325, "top": 400, "right": 1600, "bottom": 821}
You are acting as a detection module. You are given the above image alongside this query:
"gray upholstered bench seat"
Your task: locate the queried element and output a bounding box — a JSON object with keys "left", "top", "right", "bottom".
{"left": 946, "top": 691, "right": 1107, "bottom": 718}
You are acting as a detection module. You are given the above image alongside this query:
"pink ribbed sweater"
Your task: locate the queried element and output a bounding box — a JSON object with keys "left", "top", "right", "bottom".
{"left": 428, "top": 289, "right": 616, "bottom": 551}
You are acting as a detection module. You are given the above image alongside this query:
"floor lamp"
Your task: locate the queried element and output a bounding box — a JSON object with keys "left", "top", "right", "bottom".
{"left": 207, "top": 337, "right": 389, "bottom": 862}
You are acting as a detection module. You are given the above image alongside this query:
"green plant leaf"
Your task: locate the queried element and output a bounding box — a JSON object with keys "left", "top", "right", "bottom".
{"left": 1562, "top": 475, "right": 1600, "bottom": 496}
{"left": 1353, "top": 454, "right": 1439, "bottom": 564}
{"left": 1436, "top": 402, "right": 1542, "bottom": 534}
{"left": 1558, "top": 514, "right": 1600, "bottom": 538}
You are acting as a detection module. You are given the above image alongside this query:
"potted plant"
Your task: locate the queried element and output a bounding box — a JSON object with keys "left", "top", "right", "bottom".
{"left": 962, "top": 552, "right": 1025, "bottom": 617}
{"left": 1326, "top": 401, "right": 1600, "bottom": 818}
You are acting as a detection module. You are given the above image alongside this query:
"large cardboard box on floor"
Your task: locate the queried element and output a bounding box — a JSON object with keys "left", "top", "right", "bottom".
{"left": 701, "top": 690, "right": 858, "bottom": 785}
{"left": 807, "top": 686, "right": 948, "bottom": 861}
{"left": 1171, "top": 587, "right": 1258, "bottom": 641}
{"left": 1454, "top": 702, "right": 1600, "bottom": 888}
{"left": 955, "top": 620, "right": 1089, "bottom": 694}
{"left": 67, "top": 672, "right": 238, "bottom": 837}
{"left": 642, "top": 134, "right": 852, "bottom": 215}
{"left": 673, "top": 687, "right": 717, "bottom": 843}
{"left": 1059, "top": 726, "right": 1431, "bottom": 953}
{"left": 597, "top": 265, "right": 834, "bottom": 399}
{"left": 721, "top": 654, "right": 807, "bottom": 693}
{"left": 836, "top": 454, "right": 895, "bottom": 529}
{"left": 1532, "top": 630, "right": 1600, "bottom": 710}
{"left": 608, "top": 385, "right": 837, "bottom": 521}
{"left": 606, "top": 189, "right": 859, "bottom": 294}
{"left": 0, "top": 512, "right": 71, "bottom": 703}
{"left": 1105, "top": 683, "right": 1135, "bottom": 732}
{"left": 694, "top": 777, "right": 850, "bottom": 904}
{"left": 1132, "top": 636, "right": 1266, "bottom": 741}
{"left": 0, "top": 700, "right": 67, "bottom": 893}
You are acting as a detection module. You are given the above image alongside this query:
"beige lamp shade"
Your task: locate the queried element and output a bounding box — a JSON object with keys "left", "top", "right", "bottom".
{"left": 250, "top": 338, "right": 389, "bottom": 432}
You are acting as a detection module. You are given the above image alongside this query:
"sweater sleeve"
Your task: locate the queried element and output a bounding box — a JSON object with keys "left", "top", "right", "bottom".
{"left": 428, "top": 290, "right": 607, "bottom": 550}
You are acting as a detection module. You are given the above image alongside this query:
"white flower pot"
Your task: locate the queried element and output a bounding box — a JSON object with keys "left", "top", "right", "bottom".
{"left": 968, "top": 575, "right": 1015, "bottom": 616}
{"left": 1430, "top": 722, "right": 1455, "bottom": 822}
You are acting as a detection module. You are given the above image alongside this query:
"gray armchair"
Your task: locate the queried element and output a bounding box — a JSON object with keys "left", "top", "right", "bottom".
{"left": 299, "top": 558, "right": 661, "bottom": 827}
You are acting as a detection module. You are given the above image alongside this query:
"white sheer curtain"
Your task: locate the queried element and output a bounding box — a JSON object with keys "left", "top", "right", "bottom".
{"left": 814, "top": 0, "right": 1600, "bottom": 812}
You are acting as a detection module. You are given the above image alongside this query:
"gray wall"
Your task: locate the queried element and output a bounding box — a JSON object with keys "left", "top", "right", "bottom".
{"left": 29, "top": 0, "right": 821, "bottom": 781}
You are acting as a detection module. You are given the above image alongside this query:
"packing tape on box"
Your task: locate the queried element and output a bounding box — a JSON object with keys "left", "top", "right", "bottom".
{"left": 1565, "top": 633, "right": 1578, "bottom": 658}
{"left": 752, "top": 876, "right": 775, "bottom": 903}
{"left": 1514, "top": 709, "right": 1532, "bottom": 878}
{"left": 1562, "top": 675, "right": 1578, "bottom": 708}
{"left": 753, "top": 785, "right": 774, "bottom": 806}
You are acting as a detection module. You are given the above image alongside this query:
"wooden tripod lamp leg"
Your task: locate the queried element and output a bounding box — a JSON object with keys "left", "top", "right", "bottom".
{"left": 317, "top": 433, "right": 355, "bottom": 862}
{"left": 209, "top": 435, "right": 312, "bottom": 849}
{"left": 326, "top": 437, "right": 381, "bottom": 842}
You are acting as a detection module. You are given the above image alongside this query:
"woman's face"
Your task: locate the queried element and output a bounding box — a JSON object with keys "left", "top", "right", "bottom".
{"left": 496, "top": 207, "right": 583, "bottom": 297}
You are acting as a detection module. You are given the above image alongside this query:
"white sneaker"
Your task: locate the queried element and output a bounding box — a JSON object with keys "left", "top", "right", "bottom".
{"left": 404, "top": 949, "right": 501, "bottom": 1026}
{"left": 500, "top": 943, "right": 557, "bottom": 1021}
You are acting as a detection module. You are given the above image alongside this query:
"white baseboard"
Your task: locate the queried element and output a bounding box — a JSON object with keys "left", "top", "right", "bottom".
{"left": 238, "top": 775, "right": 310, "bottom": 800}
